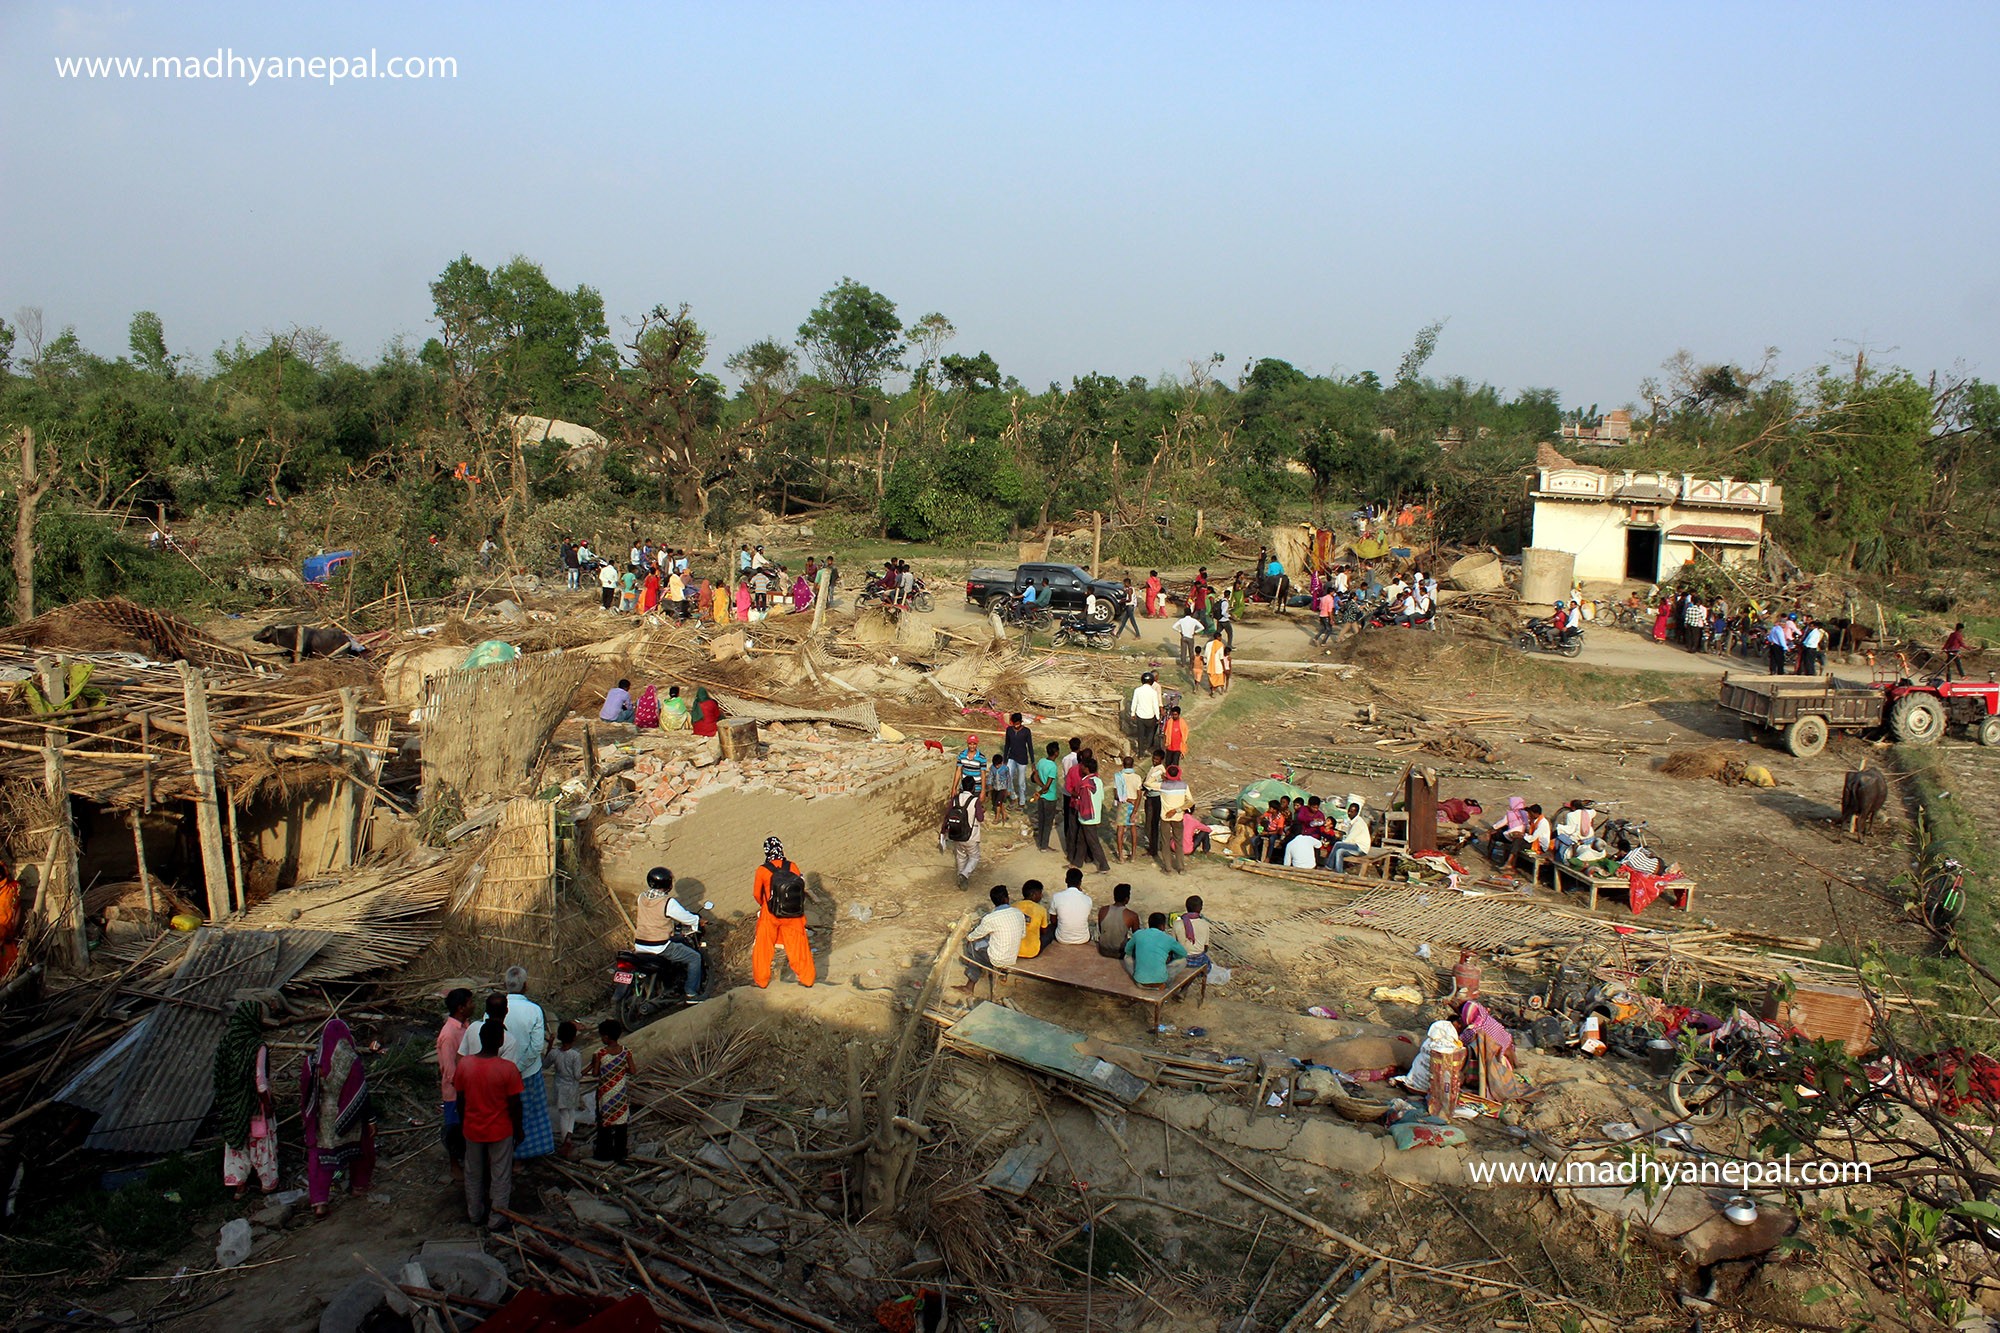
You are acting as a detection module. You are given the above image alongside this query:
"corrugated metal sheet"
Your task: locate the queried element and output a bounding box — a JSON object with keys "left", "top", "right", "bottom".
{"left": 60, "top": 927, "right": 331, "bottom": 1154}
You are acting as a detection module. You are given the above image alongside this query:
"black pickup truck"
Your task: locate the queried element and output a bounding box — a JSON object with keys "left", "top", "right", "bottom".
{"left": 964, "top": 562, "right": 1125, "bottom": 613}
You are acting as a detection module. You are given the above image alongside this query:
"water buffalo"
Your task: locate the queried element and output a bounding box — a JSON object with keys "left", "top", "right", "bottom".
{"left": 1841, "top": 766, "right": 1888, "bottom": 839}
{"left": 252, "top": 624, "right": 356, "bottom": 662}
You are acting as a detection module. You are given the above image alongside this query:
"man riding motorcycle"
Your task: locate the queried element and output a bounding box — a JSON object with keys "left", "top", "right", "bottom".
{"left": 632, "top": 866, "right": 704, "bottom": 1002}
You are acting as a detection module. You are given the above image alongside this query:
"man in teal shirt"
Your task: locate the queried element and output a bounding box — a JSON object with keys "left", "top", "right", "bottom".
{"left": 1033, "top": 741, "right": 1062, "bottom": 853}
{"left": 1124, "top": 912, "right": 1188, "bottom": 986}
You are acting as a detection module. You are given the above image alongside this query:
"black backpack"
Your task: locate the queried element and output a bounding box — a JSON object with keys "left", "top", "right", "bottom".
{"left": 944, "top": 795, "right": 973, "bottom": 843}
{"left": 766, "top": 861, "right": 807, "bottom": 919}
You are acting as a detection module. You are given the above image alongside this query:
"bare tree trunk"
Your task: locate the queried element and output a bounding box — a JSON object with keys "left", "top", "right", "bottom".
{"left": 14, "top": 427, "right": 53, "bottom": 625}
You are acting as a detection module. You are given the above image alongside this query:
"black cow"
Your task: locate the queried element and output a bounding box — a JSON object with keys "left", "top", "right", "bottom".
{"left": 252, "top": 624, "right": 356, "bottom": 662}
{"left": 1841, "top": 766, "right": 1888, "bottom": 839}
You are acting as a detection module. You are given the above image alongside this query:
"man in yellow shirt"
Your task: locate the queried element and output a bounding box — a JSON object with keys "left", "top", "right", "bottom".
{"left": 1013, "top": 880, "right": 1053, "bottom": 959}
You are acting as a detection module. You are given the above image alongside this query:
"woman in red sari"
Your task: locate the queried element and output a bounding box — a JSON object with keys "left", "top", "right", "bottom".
{"left": 640, "top": 569, "right": 661, "bottom": 613}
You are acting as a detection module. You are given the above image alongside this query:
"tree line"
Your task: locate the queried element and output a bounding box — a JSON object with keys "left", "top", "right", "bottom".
{"left": 2, "top": 255, "right": 1996, "bottom": 617}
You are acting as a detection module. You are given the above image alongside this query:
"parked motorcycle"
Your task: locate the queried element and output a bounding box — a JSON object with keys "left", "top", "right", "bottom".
{"left": 1517, "top": 616, "right": 1584, "bottom": 658}
{"left": 1051, "top": 612, "right": 1116, "bottom": 649}
{"left": 611, "top": 925, "right": 710, "bottom": 1028}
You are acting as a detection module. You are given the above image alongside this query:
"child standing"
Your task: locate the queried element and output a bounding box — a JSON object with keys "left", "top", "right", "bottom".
{"left": 1113, "top": 756, "right": 1140, "bottom": 862}
{"left": 551, "top": 1021, "right": 584, "bottom": 1158}
{"left": 590, "top": 1019, "right": 637, "bottom": 1163}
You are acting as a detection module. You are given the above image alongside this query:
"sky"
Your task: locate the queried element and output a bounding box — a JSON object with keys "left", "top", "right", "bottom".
{"left": 2, "top": 2, "right": 1996, "bottom": 408}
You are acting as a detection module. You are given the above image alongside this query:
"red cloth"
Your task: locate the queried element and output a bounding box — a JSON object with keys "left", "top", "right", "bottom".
{"left": 1620, "top": 865, "right": 1684, "bottom": 914}
{"left": 453, "top": 1053, "right": 524, "bottom": 1143}
{"left": 692, "top": 700, "right": 722, "bottom": 737}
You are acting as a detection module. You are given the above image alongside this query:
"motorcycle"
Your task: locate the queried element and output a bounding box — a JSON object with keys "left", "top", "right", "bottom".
{"left": 856, "top": 573, "right": 936, "bottom": 613}
{"left": 1517, "top": 616, "right": 1584, "bottom": 658}
{"left": 994, "top": 594, "right": 1053, "bottom": 630}
{"left": 610, "top": 925, "right": 710, "bottom": 1028}
{"left": 1051, "top": 612, "right": 1116, "bottom": 649}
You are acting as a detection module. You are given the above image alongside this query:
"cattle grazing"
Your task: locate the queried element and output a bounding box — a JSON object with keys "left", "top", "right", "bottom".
{"left": 1841, "top": 765, "right": 1888, "bottom": 839}
{"left": 251, "top": 624, "right": 356, "bottom": 663}
{"left": 1828, "top": 617, "right": 1876, "bottom": 656}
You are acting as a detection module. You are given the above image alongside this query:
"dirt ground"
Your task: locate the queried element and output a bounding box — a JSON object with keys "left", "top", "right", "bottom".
{"left": 59, "top": 581, "right": 1957, "bottom": 1331}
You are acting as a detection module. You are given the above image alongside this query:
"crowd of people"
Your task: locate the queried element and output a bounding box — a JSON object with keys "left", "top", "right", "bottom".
{"left": 556, "top": 537, "right": 836, "bottom": 623}
{"left": 947, "top": 872, "right": 1214, "bottom": 997}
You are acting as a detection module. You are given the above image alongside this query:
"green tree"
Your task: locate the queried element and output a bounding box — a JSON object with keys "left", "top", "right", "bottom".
{"left": 796, "top": 278, "right": 905, "bottom": 393}
{"left": 127, "top": 311, "right": 174, "bottom": 377}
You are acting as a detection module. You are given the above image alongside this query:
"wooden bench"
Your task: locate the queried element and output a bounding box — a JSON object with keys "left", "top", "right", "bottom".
{"left": 1550, "top": 858, "right": 1696, "bottom": 914}
{"left": 996, "top": 943, "right": 1208, "bottom": 1028}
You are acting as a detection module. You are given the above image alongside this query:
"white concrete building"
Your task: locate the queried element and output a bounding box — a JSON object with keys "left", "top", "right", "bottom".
{"left": 1527, "top": 446, "right": 1782, "bottom": 584}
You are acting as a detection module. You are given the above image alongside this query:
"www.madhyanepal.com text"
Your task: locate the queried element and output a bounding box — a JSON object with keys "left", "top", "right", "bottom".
{"left": 1467, "top": 1154, "right": 1872, "bottom": 1189}
{"left": 54, "top": 50, "right": 458, "bottom": 87}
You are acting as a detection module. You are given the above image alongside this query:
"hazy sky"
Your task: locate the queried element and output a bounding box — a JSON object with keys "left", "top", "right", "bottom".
{"left": 3, "top": 2, "right": 1995, "bottom": 407}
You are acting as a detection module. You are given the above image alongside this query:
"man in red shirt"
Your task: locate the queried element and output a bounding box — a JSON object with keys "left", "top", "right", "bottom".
{"left": 1944, "top": 623, "right": 1968, "bottom": 680}
{"left": 453, "top": 1020, "right": 525, "bottom": 1230}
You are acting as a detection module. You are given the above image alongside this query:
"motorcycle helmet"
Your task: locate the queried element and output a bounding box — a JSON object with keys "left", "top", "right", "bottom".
{"left": 646, "top": 866, "right": 673, "bottom": 893}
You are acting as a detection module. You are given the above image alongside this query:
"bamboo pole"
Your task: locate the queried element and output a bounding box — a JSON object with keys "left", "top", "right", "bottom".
{"left": 129, "top": 810, "right": 155, "bottom": 933}
{"left": 336, "top": 687, "right": 361, "bottom": 870}
{"left": 178, "top": 661, "right": 232, "bottom": 920}
{"left": 225, "top": 783, "right": 247, "bottom": 914}
{"left": 36, "top": 656, "right": 86, "bottom": 970}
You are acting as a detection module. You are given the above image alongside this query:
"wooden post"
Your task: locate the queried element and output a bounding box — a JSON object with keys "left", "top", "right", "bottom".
{"left": 335, "top": 687, "right": 362, "bottom": 870}
{"left": 1090, "top": 510, "right": 1102, "bottom": 577}
{"left": 129, "top": 810, "right": 155, "bottom": 932}
{"left": 1404, "top": 763, "right": 1439, "bottom": 856}
{"left": 811, "top": 566, "right": 831, "bottom": 635}
{"left": 35, "top": 657, "right": 85, "bottom": 969}
{"left": 178, "top": 661, "right": 232, "bottom": 920}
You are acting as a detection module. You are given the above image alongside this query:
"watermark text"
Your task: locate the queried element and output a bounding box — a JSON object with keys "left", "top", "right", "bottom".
{"left": 54, "top": 49, "right": 457, "bottom": 87}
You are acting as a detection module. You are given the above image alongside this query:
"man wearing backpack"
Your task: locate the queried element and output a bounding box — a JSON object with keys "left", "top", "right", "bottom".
{"left": 939, "top": 776, "right": 983, "bottom": 885}
{"left": 751, "top": 837, "right": 815, "bottom": 988}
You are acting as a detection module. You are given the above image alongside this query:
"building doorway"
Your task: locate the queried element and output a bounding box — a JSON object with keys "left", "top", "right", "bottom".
{"left": 1625, "top": 527, "right": 1661, "bottom": 582}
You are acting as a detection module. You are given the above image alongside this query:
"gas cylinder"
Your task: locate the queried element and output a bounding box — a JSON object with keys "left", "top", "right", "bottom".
{"left": 1452, "top": 950, "right": 1483, "bottom": 1000}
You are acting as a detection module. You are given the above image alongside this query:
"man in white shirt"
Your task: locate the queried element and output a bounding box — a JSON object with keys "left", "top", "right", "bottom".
{"left": 1328, "top": 802, "right": 1374, "bottom": 874}
{"left": 1129, "top": 672, "right": 1163, "bottom": 750}
{"left": 1333, "top": 567, "right": 1349, "bottom": 596}
{"left": 1084, "top": 590, "right": 1102, "bottom": 620}
{"left": 500, "top": 966, "right": 556, "bottom": 1159}
{"left": 1173, "top": 612, "right": 1203, "bottom": 667}
{"left": 951, "top": 886, "right": 1028, "bottom": 992}
{"left": 1049, "top": 868, "right": 1095, "bottom": 945}
{"left": 1282, "top": 831, "right": 1324, "bottom": 868}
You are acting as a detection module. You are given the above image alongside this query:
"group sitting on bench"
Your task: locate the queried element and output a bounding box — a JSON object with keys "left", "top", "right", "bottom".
{"left": 947, "top": 873, "right": 1212, "bottom": 997}
{"left": 1246, "top": 794, "right": 1376, "bottom": 873}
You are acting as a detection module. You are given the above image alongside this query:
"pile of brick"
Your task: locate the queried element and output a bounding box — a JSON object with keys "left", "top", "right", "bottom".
{"left": 610, "top": 722, "right": 932, "bottom": 829}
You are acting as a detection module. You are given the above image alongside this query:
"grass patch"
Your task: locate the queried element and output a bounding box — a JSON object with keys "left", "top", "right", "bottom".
{"left": 1807, "top": 744, "right": 1998, "bottom": 1045}
{"left": 0, "top": 1150, "right": 228, "bottom": 1288}
{"left": 1198, "top": 681, "right": 1291, "bottom": 732}
{"left": 1466, "top": 647, "right": 1712, "bottom": 705}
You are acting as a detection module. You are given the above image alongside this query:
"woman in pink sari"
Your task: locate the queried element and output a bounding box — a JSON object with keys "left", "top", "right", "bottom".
{"left": 790, "top": 574, "right": 812, "bottom": 613}
{"left": 301, "top": 1017, "right": 375, "bottom": 1216}
{"left": 734, "top": 580, "right": 752, "bottom": 622}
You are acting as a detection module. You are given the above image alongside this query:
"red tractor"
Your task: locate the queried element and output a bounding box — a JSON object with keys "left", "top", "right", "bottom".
{"left": 1882, "top": 678, "right": 2000, "bottom": 747}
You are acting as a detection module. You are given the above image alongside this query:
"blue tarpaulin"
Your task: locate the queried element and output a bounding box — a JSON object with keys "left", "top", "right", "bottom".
{"left": 302, "top": 550, "right": 355, "bottom": 585}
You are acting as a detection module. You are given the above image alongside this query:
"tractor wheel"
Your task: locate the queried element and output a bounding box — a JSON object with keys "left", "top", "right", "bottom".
{"left": 1979, "top": 715, "right": 2000, "bottom": 747}
{"left": 1784, "top": 714, "right": 1828, "bottom": 758}
{"left": 1888, "top": 693, "right": 1948, "bottom": 745}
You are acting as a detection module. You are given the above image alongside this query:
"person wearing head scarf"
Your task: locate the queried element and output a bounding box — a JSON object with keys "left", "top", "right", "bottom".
{"left": 791, "top": 573, "right": 812, "bottom": 613}
{"left": 301, "top": 1016, "right": 375, "bottom": 1215}
{"left": 214, "top": 1001, "right": 278, "bottom": 1198}
{"left": 1489, "top": 796, "right": 1529, "bottom": 867}
{"left": 690, "top": 686, "right": 722, "bottom": 738}
{"left": 734, "top": 579, "right": 752, "bottom": 623}
{"left": 751, "top": 836, "right": 815, "bottom": 988}
{"left": 633, "top": 684, "right": 661, "bottom": 730}
{"left": 1459, "top": 998, "right": 1528, "bottom": 1100}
